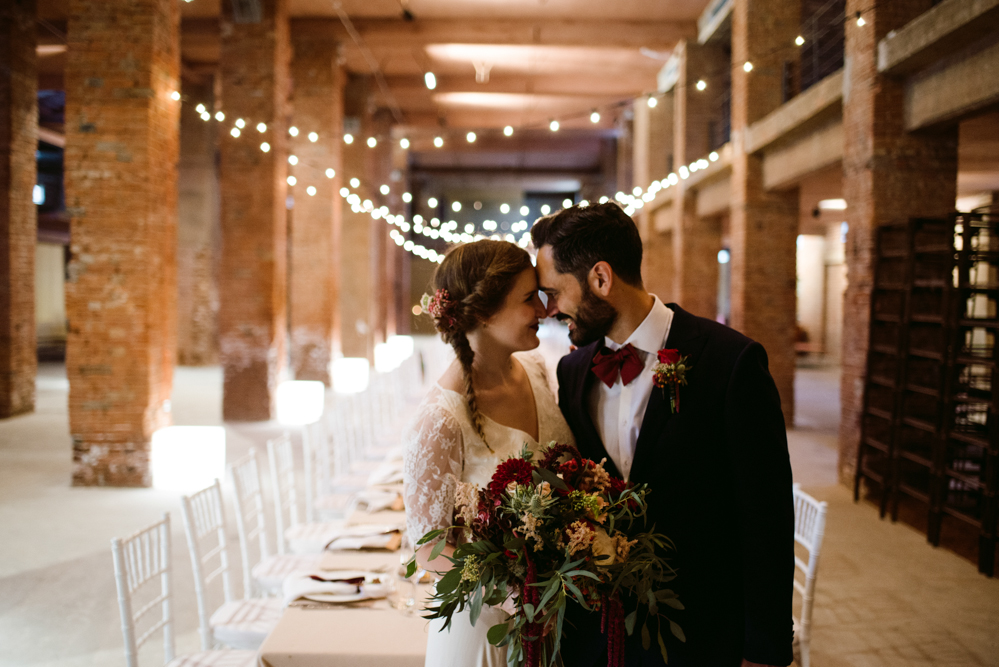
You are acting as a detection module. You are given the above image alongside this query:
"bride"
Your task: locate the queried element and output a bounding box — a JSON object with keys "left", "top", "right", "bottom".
{"left": 402, "top": 239, "right": 576, "bottom": 666}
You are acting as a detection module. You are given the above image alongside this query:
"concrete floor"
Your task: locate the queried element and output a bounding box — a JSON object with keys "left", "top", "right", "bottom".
{"left": 0, "top": 362, "right": 997, "bottom": 666}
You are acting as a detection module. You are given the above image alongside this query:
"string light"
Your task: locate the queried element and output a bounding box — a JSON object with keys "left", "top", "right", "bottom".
{"left": 200, "top": 111, "right": 210, "bottom": 121}
{"left": 503, "top": 125, "right": 514, "bottom": 136}
{"left": 235, "top": 118, "right": 246, "bottom": 129}
{"left": 289, "top": 126, "right": 299, "bottom": 137}
{"left": 402, "top": 192, "right": 412, "bottom": 203}
{"left": 380, "top": 184, "right": 390, "bottom": 195}
{"left": 170, "top": 91, "right": 181, "bottom": 101}
{"left": 343, "top": 134, "right": 355, "bottom": 144}
{"left": 500, "top": 203, "right": 510, "bottom": 214}
{"left": 195, "top": 103, "right": 206, "bottom": 114}
{"left": 709, "top": 151, "right": 719, "bottom": 161}
{"left": 519, "top": 205, "right": 529, "bottom": 216}
{"left": 215, "top": 111, "right": 225, "bottom": 121}
{"left": 795, "top": 35, "right": 805, "bottom": 46}
{"left": 562, "top": 199, "right": 572, "bottom": 208}
{"left": 307, "top": 186, "right": 316, "bottom": 196}
{"left": 326, "top": 168, "right": 335, "bottom": 178}
{"left": 424, "top": 72, "right": 437, "bottom": 90}
{"left": 400, "top": 138, "right": 410, "bottom": 149}
{"left": 367, "top": 137, "right": 377, "bottom": 147}
{"left": 466, "top": 131, "right": 476, "bottom": 143}
{"left": 308, "top": 132, "right": 318, "bottom": 142}
{"left": 434, "top": 136, "right": 443, "bottom": 148}
{"left": 590, "top": 110, "right": 600, "bottom": 123}
{"left": 287, "top": 176, "right": 297, "bottom": 186}
{"left": 540, "top": 204, "right": 551, "bottom": 215}
{"left": 350, "top": 178, "right": 360, "bottom": 188}
{"left": 428, "top": 197, "right": 438, "bottom": 207}
{"left": 452, "top": 201, "right": 461, "bottom": 212}
{"left": 696, "top": 80, "right": 707, "bottom": 91}
{"left": 549, "top": 119, "right": 559, "bottom": 132}
{"left": 257, "top": 122, "right": 266, "bottom": 133}
{"left": 288, "top": 155, "right": 298, "bottom": 165}
{"left": 230, "top": 127, "right": 240, "bottom": 137}
{"left": 260, "top": 142, "right": 270, "bottom": 152}
{"left": 743, "top": 61, "right": 754, "bottom": 72}
{"left": 855, "top": 11, "right": 866, "bottom": 26}
{"left": 647, "top": 95, "right": 657, "bottom": 108}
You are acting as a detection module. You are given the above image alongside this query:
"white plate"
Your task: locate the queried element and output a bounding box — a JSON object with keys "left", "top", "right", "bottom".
{"left": 302, "top": 590, "right": 384, "bottom": 604}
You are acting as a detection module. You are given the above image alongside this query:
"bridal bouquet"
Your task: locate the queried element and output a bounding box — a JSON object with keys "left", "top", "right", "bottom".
{"left": 408, "top": 443, "right": 684, "bottom": 667}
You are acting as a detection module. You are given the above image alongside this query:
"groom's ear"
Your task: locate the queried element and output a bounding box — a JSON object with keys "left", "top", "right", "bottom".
{"left": 588, "top": 261, "right": 614, "bottom": 297}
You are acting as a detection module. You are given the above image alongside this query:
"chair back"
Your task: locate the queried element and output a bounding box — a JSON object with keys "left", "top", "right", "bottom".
{"left": 302, "top": 420, "right": 331, "bottom": 523}
{"left": 267, "top": 433, "right": 299, "bottom": 554}
{"left": 180, "top": 479, "right": 235, "bottom": 650}
{"left": 227, "top": 448, "right": 270, "bottom": 598}
{"left": 110, "top": 513, "right": 174, "bottom": 667}
{"left": 792, "top": 484, "right": 828, "bottom": 645}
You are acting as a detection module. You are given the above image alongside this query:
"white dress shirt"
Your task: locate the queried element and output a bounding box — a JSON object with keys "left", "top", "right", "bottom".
{"left": 588, "top": 297, "right": 673, "bottom": 481}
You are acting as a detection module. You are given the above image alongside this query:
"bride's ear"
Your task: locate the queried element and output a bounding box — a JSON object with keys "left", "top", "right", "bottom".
{"left": 588, "top": 261, "right": 613, "bottom": 297}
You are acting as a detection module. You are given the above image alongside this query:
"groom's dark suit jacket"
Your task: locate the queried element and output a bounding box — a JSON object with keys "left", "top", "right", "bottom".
{"left": 557, "top": 304, "right": 794, "bottom": 667}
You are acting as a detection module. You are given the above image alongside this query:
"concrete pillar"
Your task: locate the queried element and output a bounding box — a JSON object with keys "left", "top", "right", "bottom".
{"left": 64, "top": 0, "right": 180, "bottom": 486}
{"left": 339, "top": 75, "right": 376, "bottom": 361}
{"left": 177, "top": 80, "right": 219, "bottom": 366}
{"left": 730, "top": 0, "right": 801, "bottom": 421}
{"left": 218, "top": 0, "right": 290, "bottom": 420}
{"left": 838, "top": 0, "right": 958, "bottom": 483}
{"left": 0, "top": 0, "right": 37, "bottom": 419}
{"left": 289, "top": 22, "right": 343, "bottom": 384}
{"left": 674, "top": 41, "right": 727, "bottom": 319}
{"left": 633, "top": 91, "right": 675, "bottom": 303}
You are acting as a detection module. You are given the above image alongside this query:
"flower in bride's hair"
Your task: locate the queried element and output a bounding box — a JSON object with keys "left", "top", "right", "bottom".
{"left": 421, "top": 288, "right": 460, "bottom": 333}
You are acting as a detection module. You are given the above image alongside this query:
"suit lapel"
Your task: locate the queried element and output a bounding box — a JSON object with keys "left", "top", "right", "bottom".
{"left": 629, "top": 305, "right": 707, "bottom": 484}
{"left": 572, "top": 341, "right": 623, "bottom": 480}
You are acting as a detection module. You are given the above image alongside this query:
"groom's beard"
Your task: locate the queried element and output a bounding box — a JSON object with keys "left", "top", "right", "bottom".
{"left": 565, "top": 286, "right": 617, "bottom": 347}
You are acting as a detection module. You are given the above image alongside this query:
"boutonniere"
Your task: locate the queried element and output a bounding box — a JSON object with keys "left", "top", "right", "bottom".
{"left": 653, "top": 348, "right": 690, "bottom": 414}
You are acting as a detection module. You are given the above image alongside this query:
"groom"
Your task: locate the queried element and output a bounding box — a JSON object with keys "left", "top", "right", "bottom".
{"left": 531, "top": 203, "right": 794, "bottom": 667}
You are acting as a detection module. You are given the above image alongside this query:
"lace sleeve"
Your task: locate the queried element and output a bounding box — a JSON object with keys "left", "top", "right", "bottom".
{"left": 402, "top": 398, "right": 464, "bottom": 546}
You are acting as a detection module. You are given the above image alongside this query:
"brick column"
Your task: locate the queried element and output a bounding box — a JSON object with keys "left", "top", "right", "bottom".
{"left": 338, "top": 75, "right": 376, "bottom": 361}
{"left": 177, "top": 81, "right": 219, "bottom": 366}
{"left": 838, "top": 0, "right": 958, "bottom": 483}
{"left": 730, "top": 0, "right": 801, "bottom": 421}
{"left": 218, "top": 0, "right": 290, "bottom": 420}
{"left": 370, "top": 109, "right": 398, "bottom": 345}
{"left": 633, "top": 91, "right": 675, "bottom": 302}
{"left": 0, "top": 0, "right": 37, "bottom": 418}
{"left": 64, "top": 0, "right": 180, "bottom": 486}
{"left": 674, "top": 41, "right": 727, "bottom": 319}
{"left": 289, "top": 22, "right": 343, "bottom": 384}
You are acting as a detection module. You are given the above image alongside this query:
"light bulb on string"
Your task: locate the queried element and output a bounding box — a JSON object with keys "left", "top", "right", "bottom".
{"left": 647, "top": 95, "right": 657, "bottom": 108}
{"left": 743, "top": 61, "right": 753, "bottom": 72}
{"left": 500, "top": 203, "right": 510, "bottom": 214}
{"left": 196, "top": 103, "right": 206, "bottom": 114}
{"left": 288, "top": 155, "right": 298, "bottom": 165}
{"left": 257, "top": 122, "right": 266, "bottom": 133}
{"left": 343, "top": 133, "right": 354, "bottom": 144}
{"left": 562, "top": 198, "right": 573, "bottom": 208}
{"left": 590, "top": 110, "right": 600, "bottom": 123}
{"left": 402, "top": 192, "right": 412, "bottom": 203}
{"left": 230, "top": 127, "right": 240, "bottom": 138}
{"left": 235, "top": 118, "right": 245, "bottom": 129}
{"left": 367, "top": 137, "right": 377, "bottom": 148}
{"left": 400, "top": 137, "right": 410, "bottom": 149}
{"left": 307, "top": 186, "right": 316, "bottom": 196}
{"left": 696, "top": 80, "right": 707, "bottom": 91}
{"left": 503, "top": 125, "right": 514, "bottom": 136}
{"left": 425, "top": 72, "right": 437, "bottom": 90}
{"left": 287, "top": 176, "right": 297, "bottom": 186}
{"left": 215, "top": 111, "right": 225, "bottom": 121}
{"left": 308, "top": 132, "right": 318, "bottom": 142}
{"left": 795, "top": 35, "right": 805, "bottom": 46}
{"left": 260, "top": 142, "right": 270, "bottom": 152}
{"left": 541, "top": 204, "right": 551, "bottom": 215}
{"left": 466, "top": 131, "right": 476, "bottom": 143}
{"left": 325, "top": 168, "right": 335, "bottom": 178}
{"left": 549, "top": 119, "right": 559, "bottom": 132}
{"left": 451, "top": 201, "right": 461, "bottom": 212}
{"left": 380, "top": 184, "right": 390, "bottom": 195}
{"left": 350, "top": 177, "right": 360, "bottom": 188}
{"left": 433, "top": 136, "right": 443, "bottom": 148}
{"left": 170, "top": 91, "right": 181, "bottom": 101}
{"left": 856, "top": 11, "right": 866, "bottom": 26}
{"left": 289, "top": 126, "right": 299, "bottom": 137}
{"left": 709, "top": 151, "right": 719, "bottom": 161}
{"left": 200, "top": 111, "right": 210, "bottom": 121}
{"left": 428, "top": 197, "right": 438, "bottom": 208}
{"left": 339, "top": 187, "right": 349, "bottom": 197}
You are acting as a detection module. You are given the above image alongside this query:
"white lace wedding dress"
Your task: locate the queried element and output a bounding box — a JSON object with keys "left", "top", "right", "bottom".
{"left": 403, "top": 350, "right": 577, "bottom": 667}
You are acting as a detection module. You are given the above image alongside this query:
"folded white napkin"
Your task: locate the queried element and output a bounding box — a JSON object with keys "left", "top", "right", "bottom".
{"left": 282, "top": 570, "right": 390, "bottom": 606}
{"left": 353, "top": 488, "right": 403, "bottom": 513}
{"left": 323, "top": 524, "right": 402, "bottom": 551}
{"left": 367, "top": 462, "right": 404, "bottom": 486}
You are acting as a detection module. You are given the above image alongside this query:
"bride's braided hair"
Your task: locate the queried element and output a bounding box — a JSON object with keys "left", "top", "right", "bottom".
{"left": 429, "top": 240, "right": 533, "bottom": 449}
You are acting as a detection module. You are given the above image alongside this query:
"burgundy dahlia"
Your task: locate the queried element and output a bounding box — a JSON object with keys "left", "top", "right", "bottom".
{"left": 488, "top": 457, "right": 535, "bottom": 495}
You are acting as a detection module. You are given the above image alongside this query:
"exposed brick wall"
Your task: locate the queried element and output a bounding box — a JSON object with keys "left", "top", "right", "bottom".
{"left": 64, "top": 0, "right": 180, "bottom": 486}
{"left": 289, "top": 22, "right": 342, "bottom": 384}
{"left": 838, "top": 0, "right": 958, "bottom": 484}
{"left": 0, "top": 0, "right": 38, "bottom": 419}
{"left": 674, "top": 41, "right": 726, "bottom": 320}
{"left": 339, "top": 74, "right": 376, "bottom": 361}
{"left": 218, "top": 0, "right": 290, "bottom": 420}
{"left": 177, "top": 81, "right": 219, "bottom": 366}
{"left": 730, "top": 0, "right": 801, "bottom": 422}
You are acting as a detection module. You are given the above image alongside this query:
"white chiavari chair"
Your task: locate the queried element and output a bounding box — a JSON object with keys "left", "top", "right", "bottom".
{"left": 227, "top": 449, "right": 319, "bottom": 596}
{"left": 110, "top": 513, "right": 256, "bottom": 667}
{"left": 792, "top": 484, "right": 828, "bottom": 667}
{"left": 180, "top": 480, "right": 282, "bottom": 650}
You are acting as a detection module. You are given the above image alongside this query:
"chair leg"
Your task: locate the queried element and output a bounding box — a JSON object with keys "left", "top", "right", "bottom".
{"left": 800, "top": 636, "right": 810, "bottom": 667}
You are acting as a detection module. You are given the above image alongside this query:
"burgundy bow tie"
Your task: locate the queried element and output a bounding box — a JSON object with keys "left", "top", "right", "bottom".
{"left": 591, "top": 343, "right": 644, "bottom": 388}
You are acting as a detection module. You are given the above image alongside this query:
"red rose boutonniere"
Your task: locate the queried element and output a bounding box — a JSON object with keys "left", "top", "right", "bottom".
{"left": 653, "top": 348, "right": 690, "bottom": 414}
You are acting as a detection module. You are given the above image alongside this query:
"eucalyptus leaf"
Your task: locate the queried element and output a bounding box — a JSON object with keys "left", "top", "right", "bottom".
{"left": 657, "top": 631, "right": 669, "bottom": 663}
{"left": 416, "top": 529, "right": 445, "bottom": 546}
{"left": 536, "top": 465, "right": 569, "bottom": 491}
{"left": 487, "top": 622, "right": 510, "bottom": 646}
{"left": 624, "top": 610, "right": 637, "bottom": 635}
{"left": 641, "top": 623, "right": 651, "bottom": 650}
{"left": 470, "top": 584, "right": 483, "bottom": 626}
{"left": 429, "top": 535, "right": 448, "bottom": 561}
{"left": 563, "top": 579, "right": 590, "bottom": 610}
{"left": 436, "top": 567, "right": 461, "bottom": 595}
{"left": 669, "top": 619, "right": 686, "bottom": 642}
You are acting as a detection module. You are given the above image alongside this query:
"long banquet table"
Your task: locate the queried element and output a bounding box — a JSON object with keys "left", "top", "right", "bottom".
{"left": 257, "top": 511, "right": 431, "bottom": 667}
